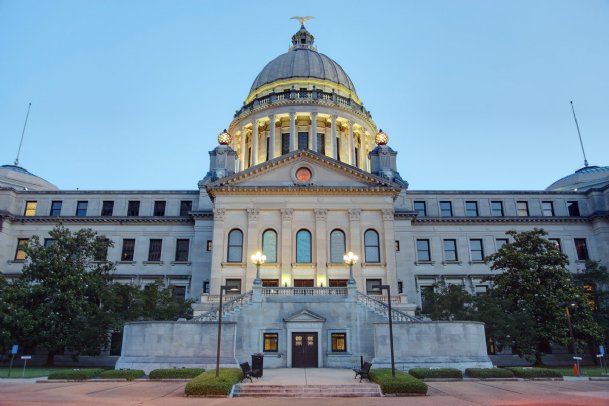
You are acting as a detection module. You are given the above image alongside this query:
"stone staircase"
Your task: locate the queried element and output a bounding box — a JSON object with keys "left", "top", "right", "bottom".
{"left": 231, "top": 384, "right": 382, "bottom": 398}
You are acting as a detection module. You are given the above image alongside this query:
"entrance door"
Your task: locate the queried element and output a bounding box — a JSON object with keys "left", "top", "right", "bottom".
{"left": 292, "top": 332, "right": 318, "bottom": 368}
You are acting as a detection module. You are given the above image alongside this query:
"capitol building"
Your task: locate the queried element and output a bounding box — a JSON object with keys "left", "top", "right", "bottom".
{"left": 1, "top": 23, "right": 608, "bottom": 370}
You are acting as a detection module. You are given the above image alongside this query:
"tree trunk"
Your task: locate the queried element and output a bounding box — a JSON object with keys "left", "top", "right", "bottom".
{"left": 534, "top": 351, "right": 544, "bottom": 367}
{"left": 46, "top": 351, "right": 56, "bottom": 366}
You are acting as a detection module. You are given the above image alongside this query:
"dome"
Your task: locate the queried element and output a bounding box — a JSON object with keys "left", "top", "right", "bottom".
{"left": 546, "top": 165, "right": 609, "bottom": 191}
{"left": 248, "top": 25, "right": 357, "bottom": 97}
{"left": 0, "top": 164, "right": 58, "bottom": 191}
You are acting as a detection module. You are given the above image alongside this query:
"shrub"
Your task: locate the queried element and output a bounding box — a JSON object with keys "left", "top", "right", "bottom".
{"left": 465, "top": 368, "right": 515, "bottom": 379}
{"left": 369, "top": 368, "right": 428, "bottom": 395}
{"left": 48, "top": 368, "right": 104, "bottom": 380}
{"left": 99, "top": 369, "right": 145, "bottom": 381}
{"left": 184, "top": 368, "right": 243, "bottom": 396}
{"left": 505, "top": 367, "right": 562, "bottom": 379}
{"left": 149, "top": 368, "right": 206, "bottom": 379}
{"left": 409, "top": 368, "right": 463, "bottom": 379}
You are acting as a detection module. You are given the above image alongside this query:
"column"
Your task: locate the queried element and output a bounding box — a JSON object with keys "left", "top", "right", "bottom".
{"left": 359, "top": 130, "right": 367, "bottom": 170}
{"left": 314, "top": 209, "right": 327, "bottom": 286}
{"left": 331, "top": 115, "right": 337, "bottom": 159}
{"left": 210, "top": 209, "right": 226, "bottom": 294}
{"left": 281, "top": 208, "right": 294, "bottom": 286}
{"left": 310, "top": 112, "right": 318, "bottom": 152}
{"left": 348, "top": 209, "right": 362, "bottom": 287}
{"left": 348, "top": 121, "right": 355, "bottom": 166}
{"left": 240, "top": 127, "right": 247, "bottom": 170}
{"left": 382, "top": 209, "right": 399, "bottom": 290}
{"left": 268, "top": 114, "right": 276, "bottom": 159}
{"left": 289, "top": 112, "right": 296, "bottom": 151}
{"left": 252, "top": 119, "right": 259, "bottom": 166}
{"left": 246, "top": 208, "right": 259, "bottom": 288}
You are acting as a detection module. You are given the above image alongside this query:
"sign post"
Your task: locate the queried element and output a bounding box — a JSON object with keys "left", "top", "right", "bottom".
{"left": 8, "top": 345, "right": 18, "bottom": 378}
{"left": 21, "top": 356, "right": 31, "bottom": 377}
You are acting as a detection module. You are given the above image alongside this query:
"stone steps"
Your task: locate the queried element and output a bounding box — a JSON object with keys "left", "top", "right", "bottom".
{"left": 232, "top": 384, "right": 382, "bottom": 398}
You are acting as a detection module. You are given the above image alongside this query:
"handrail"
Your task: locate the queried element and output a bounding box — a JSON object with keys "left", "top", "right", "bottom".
{"left": 192, "top": 291, "right": 253, "bottom": 322}
{"left": 356, "top": 292, "right": 422, "bottom": 322}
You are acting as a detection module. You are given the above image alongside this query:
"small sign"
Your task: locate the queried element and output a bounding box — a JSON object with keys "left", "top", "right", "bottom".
{"left": 20, "top": 356, "right": 31, "bottom": 360}
{"left": 600, "top": 345, "right": 605, "bottom": 356}
{"left": 573, "top": 356, "right": 582, "bottom": 360}
{"left": 11, "top": 345, "right": 18, "bottom": 354}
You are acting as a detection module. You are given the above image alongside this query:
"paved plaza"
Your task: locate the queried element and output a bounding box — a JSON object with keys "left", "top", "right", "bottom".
{"left": 0, "top": 368, "right": 608, "bottom": 405}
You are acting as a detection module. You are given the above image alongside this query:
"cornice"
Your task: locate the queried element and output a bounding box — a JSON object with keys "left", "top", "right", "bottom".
{"left": 0, "top": 188, "right": 199, "bottom": 196}
{"left": 410, "top": 216, "right": 591, "bottom": 224}
{"left": 7, "top": 216, "right": 195, "bottom": 225}
{"left": 207, "top": 185, "right": 400, "bottom": 198}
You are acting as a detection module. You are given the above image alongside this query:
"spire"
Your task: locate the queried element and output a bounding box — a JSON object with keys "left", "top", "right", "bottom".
{"left": 289, "top": 17, "right": 316, "bottom": 51}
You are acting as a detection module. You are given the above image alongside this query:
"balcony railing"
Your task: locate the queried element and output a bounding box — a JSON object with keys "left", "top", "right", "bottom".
{"left": 261, "top": 287, "right": 348, "bottom": 296}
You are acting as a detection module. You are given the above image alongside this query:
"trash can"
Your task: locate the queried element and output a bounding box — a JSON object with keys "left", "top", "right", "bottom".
{"left": 251, "top": 353, "right": 264, "bottom": 377}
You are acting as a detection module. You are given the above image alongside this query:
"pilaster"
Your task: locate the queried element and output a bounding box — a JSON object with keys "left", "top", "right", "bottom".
{"left": 281, "top": 208, "right": 294, "bottom": 286}
{"left": 240, "top": 127, "right": 246, "bottom": 170}
{"left": 331, "top": 115, "right": 337, "bottom": 159}
{"left": 289, "top": 112, "right": 296, "bottom": 152}
{"left": 310, "top": 112, "right": 318, "bottom": 152}
{"left": 382, "top": 209, "right": 399, "bottom": 290}
{"left": 348, "top": 208, "right": 362, "bottom": 288}
{"left": 210, "top": 208, "right": 226, "bottom": 294}
{"left": 314, "top": 208, "right": 327, "bottom": 286}
{"left": 246, "top": 208, "right": 259, "bottom": 289}
{"left": 252, "top": 119, "right": 259, "bottom": 166}
{"left": 268, "top": 114, "right": 276, "bottom": 160}
{"left": 348, "top": 121, "right": 355, "bottom": 166}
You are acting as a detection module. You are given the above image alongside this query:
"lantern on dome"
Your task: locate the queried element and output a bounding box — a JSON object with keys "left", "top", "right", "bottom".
{"left": 375, "top": 129, "right": 389, "bottom": 145}
{"left": 218, "top": 129, "right": 232, "bottom": 145}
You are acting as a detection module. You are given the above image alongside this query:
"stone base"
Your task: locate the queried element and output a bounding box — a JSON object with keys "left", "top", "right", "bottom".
{"left": 371, "top": 356, "right": 493, "bottom": 371}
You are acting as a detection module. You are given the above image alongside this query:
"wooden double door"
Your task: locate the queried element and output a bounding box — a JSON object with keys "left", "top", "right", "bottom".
{"left": 292, "top": 332, "right": 318, "bottom": 368}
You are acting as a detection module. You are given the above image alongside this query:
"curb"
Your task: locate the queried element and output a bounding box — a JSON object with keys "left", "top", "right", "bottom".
{"left": 38, "top": 378, "right": 191, "bottom": 383}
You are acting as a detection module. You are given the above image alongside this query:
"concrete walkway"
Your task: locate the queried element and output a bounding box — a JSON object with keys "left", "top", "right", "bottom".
{"left": 242, "top": 368, "right": 358, "bottom": 385}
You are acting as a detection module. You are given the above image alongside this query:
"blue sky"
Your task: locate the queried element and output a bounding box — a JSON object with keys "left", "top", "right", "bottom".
{"left": 1, "top": 0, "right": 608, "bottom": 191}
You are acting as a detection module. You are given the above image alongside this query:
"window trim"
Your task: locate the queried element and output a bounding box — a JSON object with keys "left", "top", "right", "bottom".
{"left": 490, "top": 201, "right": 504, "bottom": 217}
{"left": 75, "top": 201, "right": 88, "bottom": 217}
{"left": 147, "top": 239, "right": 163, "bottom": 262}
{"left": 516, "top": 201, "right": 529, "bottom": 217}
{"left": 262, "top": 229, "right": 278, "bottom": 263}
{"left": 330, "top": 332, "right": 347, "bottom": 353}
{"left": 295, "top": 229, "right": 312, "bottom": 263}
{"left": 174, "top": 238, "right": 190, "bottom": 262}
{"left": 49, "top": 200, "right": 62, "bottom": 216}
{"left": 413, "top": 201, "right": 427, "bottom": 217}
{"left": 443, "top": 239, "right": 458, "bottom": 262}
{"left": 101, "top": 200, "right": 114, "bottom": 216}
{"left": 329, "top": 229, "right": 346, "bottom": 263}
{"left": 469, "top": 239, "right": 485, "bottom": 262}
{"left": 24, "top": 201, "right": 37, "bottom": 217}
{"left": 14, "top": 238, "right": 29, "bottom": 261}
{"left": 153, "top": 200, "right": 166, "bottom": 217}
{"left": 121, "top": 238, "right": 136, "bottom": 262}
{"left": 439, "top": 201, "right": 453, "bottom": 217}
{"left": 364, "top": 229, "right": 381, "bottom": 263}
{"left": 465, "top": 201, "right": 479, "bottom": 217}
{"left": 542, "top": 201, "right": 555, "bottom": 217}
{"left": 127, "top": 200, "right": 140, "bottom": 217}
{"left": 227, "top": 229, "right": 244, "bottom": 263}
{"left": 416, "top": 239, "right": 431, "bottom": 262}
{"left": 574, "top": 238, "right": 589, "bottom": 261}
{"left": 263, "top": 332, "right": 279, "bottom": 353}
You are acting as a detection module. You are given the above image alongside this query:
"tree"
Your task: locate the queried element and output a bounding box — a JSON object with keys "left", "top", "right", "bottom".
{"left": 484, "top": 229, "right": 603, "bottom": 364}
{"left": 418, "top": 280, "right": 475, "bottom": 321}
{"left": 12, "top": 225, "right": 115, "bottom": 365}
{"left": 573, "top": 260, "right": 609, "bottom": 350}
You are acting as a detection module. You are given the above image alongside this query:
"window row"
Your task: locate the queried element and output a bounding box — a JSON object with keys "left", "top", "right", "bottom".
{"left": 413, "top": 200, "right": 581, "bottom": 218}
{"left": 22, "top": 200, "right": 193, "bottom": 217}
{"left": 14, "top": 238, "right": 191, "bottom": 263}
{"left": 261, "top": 331, "right": 347, "bottom": 353}
{"left": 414, "top": 237, "right": 590, "bottom": 263}
{"left": 226, "top": 228, "right": 382, "bottom": 264}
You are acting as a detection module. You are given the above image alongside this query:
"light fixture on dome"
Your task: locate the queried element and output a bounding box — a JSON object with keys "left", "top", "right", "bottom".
{"left": 375, "top": 129, "right": 389, "bottom": 145}
{"left": 218, "top": 129, "right": 232, "bottom": 145}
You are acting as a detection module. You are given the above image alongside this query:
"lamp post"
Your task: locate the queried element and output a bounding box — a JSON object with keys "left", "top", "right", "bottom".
{"left": 374, "top": 284, "right": 396, "bottom": 378}
{"left": 251, "top": 251, "right": 266, "bottom": 286}
{"left": 561, "top": 302, "right": 580, "bottom": 376}
{"left": 215, "top": 285, "right": 238, "bottom": 377}
{"left": 343, "top": 251, "right": 358, "bottom": 285}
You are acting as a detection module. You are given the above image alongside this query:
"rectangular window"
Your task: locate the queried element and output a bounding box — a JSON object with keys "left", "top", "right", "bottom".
{"left": 281, "top": 133, "right": 290, "bottom": 155}
{"left": 336, "top": 137, "right": 341, "bottom": 161}
{"left": 413, "top": 201, "right": 426, "bottom": 217}
{"left": 470, "top": 239, "right": 484, "bottom": 261}
{"left": 329, "top": 279, "right": 348, "bottom": 287}
{"left": 331, "top": 332, "right": 347, "bottom": 352}
{"left": 121, "top": 239, "right": 135, "bottom": 261}
{"left": 317, "top": 133, "right": 325, "bottom": 154}
{"left": 491, "top": 201, "right": 504, "bottom": 216}
{"left": 366, "top": 278, "right": 382, "bottom": 295}
{"left": 94, "top": 239, "right": 109, "bottom": 262}
{"left": 439, "top": 201, "right": 453, "bottom": 217}
{"left": 49, "top": 201, "right": 62, "bottom": 216}
{"left": 517, "top": 201, "right": 529, "bottom": 217}
{"left": 265, "top": 137, "right": 270, "bottom": 161}
{"left": 443, "top": 239, "right": 458, "bottom": 261}
{"left": 180, "top": 200, "right": 192, "bottom": 216}
{"left": 394, "top": 240, "right": 400, "bottom": 251}
{"left": 416, "top": 239, "right": 431, "bottom": 262}
{"left": 297, "top": 132, "right": 308, "bottom": 150}
{"left": 14, "top": 238, "right": 28, "bottom": 261}
{"left": 173, "top": 286, "right": 186, "bottom": 300}
{"left": 44, "top": 238, "right": 55, "bottom": 247}
{"left": 567, "top": 201, "right": 580, "bottom": 216}
{"left": 542, "top": 201, "right": 554, "bottom": 217}
{"left": 475, "top": 285, "right": 488, "bottom": 296}
{"left": 206, "top": 240, "right": 213, "bottom": 251}
{"left": 293, "top": 279, "right": 314, "bottom": 287}
{"left": 101, "top": 200, "right": 114, "bottom": 216}
{"left": 549, "top": 238, "right": 561, "bottom": 252}
{"left": 465, "top": 201, "right": 479, "bottom": 217}
{"left": 398, "top": 281, "right": 403, "bottom": 294}
{"left": 354, "top": 147, "right": 359, "bottom": 167}
{"left": 225, "top": 279, "right": 242, "bottom": 294}
{"left": 148, "top": 239, "right": 162, "bottom": 262}
{"left": 263, "top": 333, "right": 278, "bottom": 352}
{"left": 153, "top": 201, "right": 166, "bottom": 216}
{"left": 496, "top": 238, "right": 509, "bottom": 250}
{"left": 76, "top": 201, "right": 88, "bottom": 216}
{"left": 24, "top": 201, "right": 37, "bottom": 216}
{"left": 175, "top": 239, "right": 189, "bottom": 262}
{"left": 261, "top": 279, "right": 279, "bottom": 287}
{"left": 127, "top": 201, "right": 140, "bottom": 216}
{"left": 247, "top": 147, "right": 251, "bottom": 167}
{"left": 574, "top": 238, "right": 589, "bottom": 260}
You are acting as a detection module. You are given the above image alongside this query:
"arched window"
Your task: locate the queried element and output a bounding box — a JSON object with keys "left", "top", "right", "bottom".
{"left": 364, "top": 229, "right": 380, "bottom": 263}
{"left": 296, "top": 229, "right": 312, "bottom": 263}
{"left": 262, "top": 229, "right": 277, "bottom": 263}
{"left": 329, "top": 229, "right": 346, "bottom": 263}
{"left": 227, "top": 229, "right": 243, "bottom": 262}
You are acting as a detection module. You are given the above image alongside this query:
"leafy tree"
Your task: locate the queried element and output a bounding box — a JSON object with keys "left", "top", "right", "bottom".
{"left": 484, "top": 229, "right": 603, "bottom": 364}
{"left": 573, "top": 260, "right": 609, "bottom": 349}
{"left": 11, "top": 225, "right": 115, "bottom": 365}
{"left": 419, "top": 280, "right": 475, "bottom": 320}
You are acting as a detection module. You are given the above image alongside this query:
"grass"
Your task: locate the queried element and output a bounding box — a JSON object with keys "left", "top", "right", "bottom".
{"left": 184, "top": 368, "right": 243, "bottom": 396}
{"left": 368, "top": 368, "right": 428, "bottom": 395}
{"left": 48, "top": 368, "right": 105, "bottom": 380}
{"left": 545, "top": 366, "right": 608, "bottom": 377}
{"left": 149, "top": 368, "right": 205, "bottom": 379}
{"left": 505, "top": 367, "right": 562, "bottom": 379}
{"left": 409, "top": 368, "right": 463, "bottom": 379}
{"left": 0, "top": 366, "right": 82, "bottom": 379}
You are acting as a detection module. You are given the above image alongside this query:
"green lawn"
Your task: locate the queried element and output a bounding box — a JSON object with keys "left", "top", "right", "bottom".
{"left": 547, "top": 366, "right": 609, "bottom": 377}
{"left": 0, "top": 367, "right": 78, "bottom": 379}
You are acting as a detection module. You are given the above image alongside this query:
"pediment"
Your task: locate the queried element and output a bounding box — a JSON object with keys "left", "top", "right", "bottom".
{"left": 206, "top": 150, "right": 401, "bottom": 196}
{"left": 283, "top": 309, "right": 326, "bottom": 323}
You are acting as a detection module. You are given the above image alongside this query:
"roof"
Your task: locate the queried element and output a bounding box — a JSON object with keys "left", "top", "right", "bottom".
{"left": 546, "top": 165, "right": 609, "bottom": 191}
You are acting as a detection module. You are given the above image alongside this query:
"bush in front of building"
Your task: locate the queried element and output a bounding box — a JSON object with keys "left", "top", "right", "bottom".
{"left": 369, "top": 368, "right": 428, "bottom": 395}
{"left": 408, "top": 368, "right": 463, "bottom": 379}
{"left": 99, "top": 369, "right": 145, "bottom": 381}
{"left": 48, "top": 368, "right": 105, "bottom": 380}
{"left": 149, "top": 368, "right": 205, "bottom": 379}
{"left": 505, "top": 367, "right": 563, "bottom": 379}
{"left": 465, "top": 368, "right": 515, "bottom": 379}
{"left": 184, "top": 368, "right": 243, "bottom": 396}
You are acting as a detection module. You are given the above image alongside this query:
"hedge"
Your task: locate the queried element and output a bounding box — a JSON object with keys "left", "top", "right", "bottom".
{"left": 149, "top": 368, "right": 205, "bottom": 379}
{"left": 465, "top": 368, "right": 515, "bottom": 379}
{"left": 48, "top": 368, "right": 104, "bottom": 380}
{"left": 184, "top": 368, "right": 243, "bottom": 396}
{"left": 409, "top": 368, "right": 463, "bottom": 379}
{"left": 369, "top": 368, "right": 428, "bottom": 395}
{"left": 505, "top": 367, "right": 562, "bottom": 379}
{"left": 99, "top": 369, "right": 145, "bottom": 381}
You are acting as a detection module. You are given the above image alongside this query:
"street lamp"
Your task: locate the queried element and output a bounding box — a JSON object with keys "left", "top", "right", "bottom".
{"left": 343, "top": 251, "right": 358, "bottom": 285}
{"left": 251, "top": 251, "right": 266, "bottom": 285}
{"left": 560, "top": 302, "right": 580, "bottom": 376}
{"left": 374, "top": 284, "right": 396, "bottom": 378}
{"left": 215, "top": 285, "right": 239, "bottom": 377}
